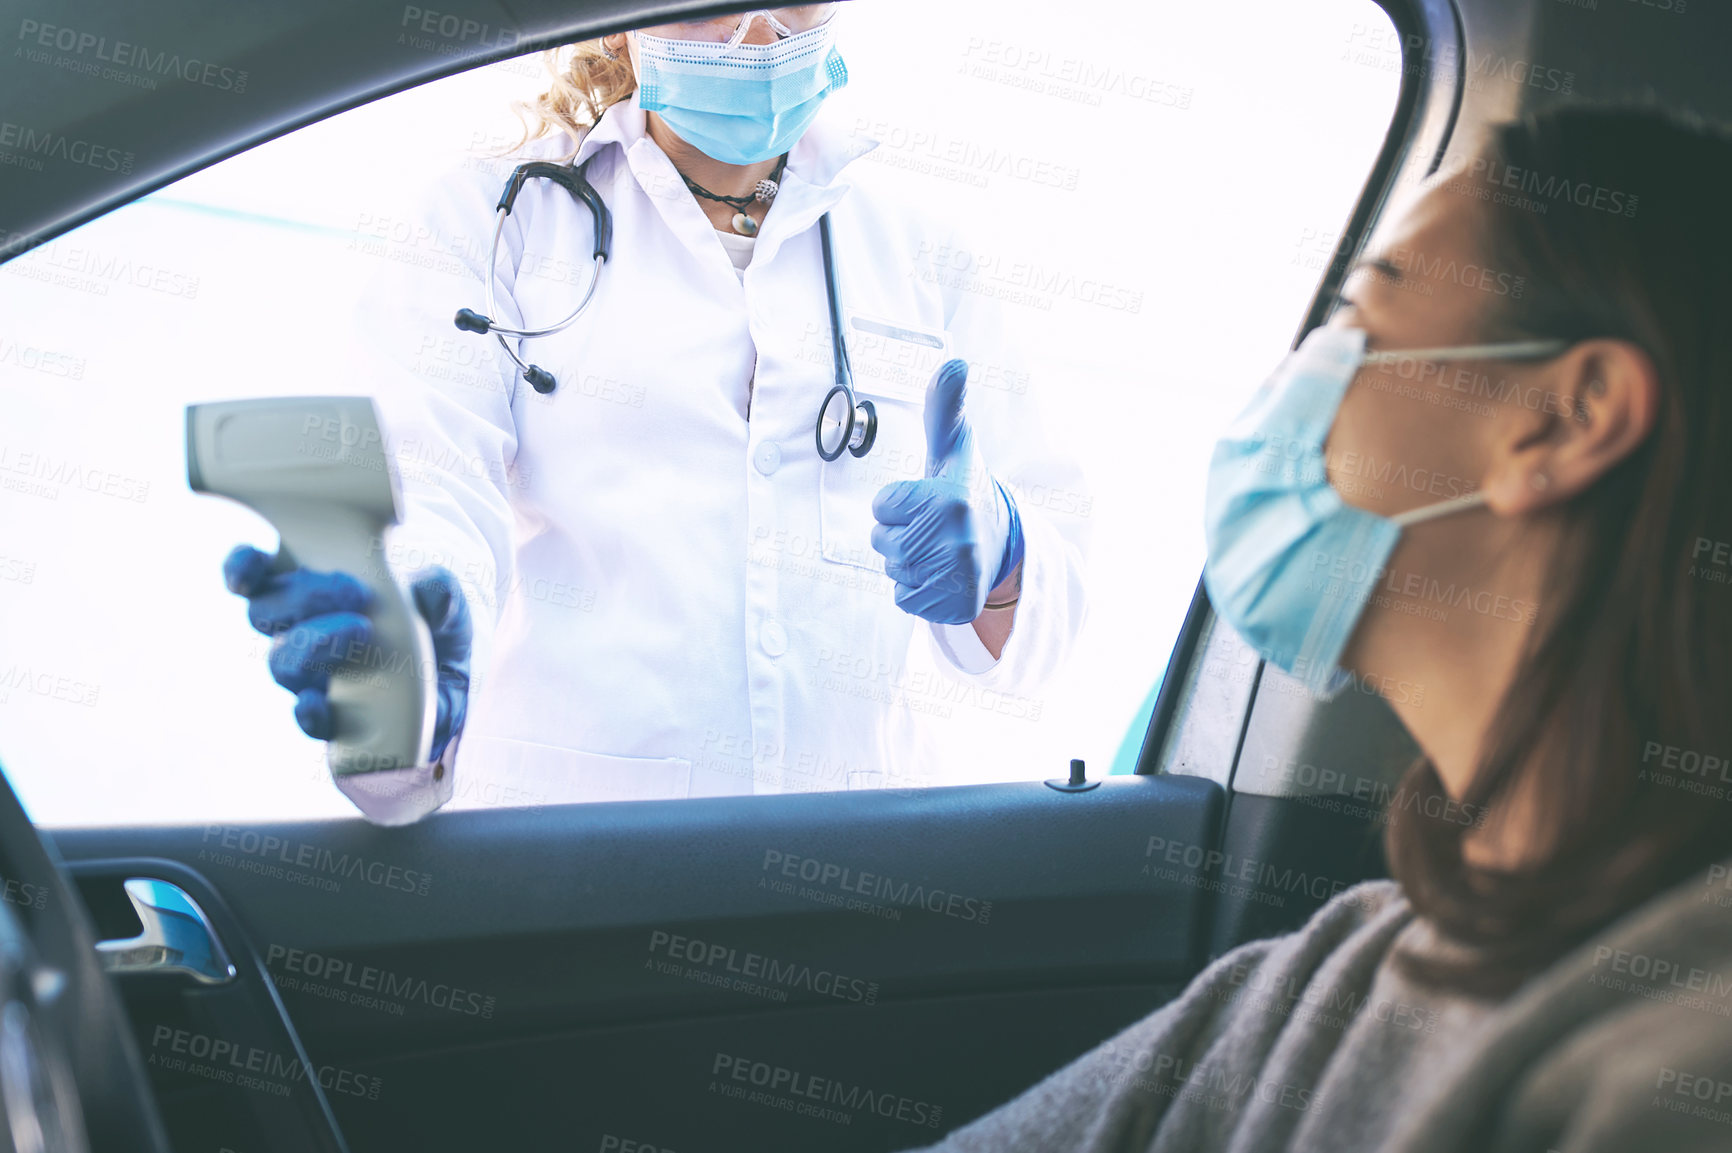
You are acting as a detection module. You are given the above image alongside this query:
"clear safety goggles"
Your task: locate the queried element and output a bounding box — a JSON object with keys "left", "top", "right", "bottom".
{"left": 640, "top": 5, "right": 839, "bottom": 48}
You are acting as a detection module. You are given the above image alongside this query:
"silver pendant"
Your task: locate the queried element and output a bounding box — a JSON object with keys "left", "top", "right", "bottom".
{"left": 731, "top": 212, "right": 759, "bottom": 237}
{"left": 754, "top": 177, "right": 779, "bottom": 203}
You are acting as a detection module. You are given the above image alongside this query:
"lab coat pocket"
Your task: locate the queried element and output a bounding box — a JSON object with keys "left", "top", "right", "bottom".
{"left": 817, "top": 312, "right": 950, "bottom": 573}
{"left": 817, "top": 393, "right": 927, "bottom": 572}
{"left": 453, "top": 733, "right": 693, "bottom": 807}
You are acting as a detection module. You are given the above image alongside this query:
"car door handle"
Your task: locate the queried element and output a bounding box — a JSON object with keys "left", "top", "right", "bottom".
{"left": 95, "top": 878, "right": 237, "bottom": 985}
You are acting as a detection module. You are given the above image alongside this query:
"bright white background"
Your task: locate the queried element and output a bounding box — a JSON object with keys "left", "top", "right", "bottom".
{"left": 0, "top": 0, "right": 1397, "bottom": 826}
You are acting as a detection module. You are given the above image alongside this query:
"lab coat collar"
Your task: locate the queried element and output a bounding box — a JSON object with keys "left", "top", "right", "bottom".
{"left": 570, "top": 91, "right": 879, "bottom": 195}
{"left": 570, "top": 91, "right": 879, "bottom": 275}
{"left": 754, "top": 113, "right": 875, "bottom": 266}
{"left": 790, "top": 104, "right": 880, "bottom": 191}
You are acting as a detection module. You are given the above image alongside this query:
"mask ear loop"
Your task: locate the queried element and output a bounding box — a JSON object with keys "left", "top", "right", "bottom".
{"left": 1362, "top": 339, "right": 1569, "bottom": 369}
{"left": 1391, "top": 490, "right": 1487, "bottom": 528}
{"left": 1362, "top": 337, "right": 1569, "bottom": 528}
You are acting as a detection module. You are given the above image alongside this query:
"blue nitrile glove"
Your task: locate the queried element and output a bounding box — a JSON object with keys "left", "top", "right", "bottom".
{"left": 870, "top": 358, "right": 1025, "bottom": 625}
{"left": 222, "top": 545, "right": 471, "bottom": 761}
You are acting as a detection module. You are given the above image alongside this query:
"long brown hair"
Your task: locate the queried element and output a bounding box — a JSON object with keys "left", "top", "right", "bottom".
{"left": 1387, "top": 105, "right": 1732, "bottom": 995}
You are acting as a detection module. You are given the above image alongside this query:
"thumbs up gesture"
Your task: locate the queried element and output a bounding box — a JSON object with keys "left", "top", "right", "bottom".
{"left": 871, "top": 359, "right": 1024, "bottom": 625}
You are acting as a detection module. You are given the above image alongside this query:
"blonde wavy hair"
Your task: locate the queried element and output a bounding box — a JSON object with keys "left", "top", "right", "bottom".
{"left": 505, "top": 38, "right": 637, "bottom": 161}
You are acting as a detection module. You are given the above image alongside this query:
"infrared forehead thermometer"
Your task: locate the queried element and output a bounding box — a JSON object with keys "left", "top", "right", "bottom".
{"left": 186, "top": 397, "right": 436, "bottom": 788}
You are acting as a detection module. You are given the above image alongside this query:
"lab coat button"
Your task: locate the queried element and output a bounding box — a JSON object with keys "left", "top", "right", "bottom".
{"left": 760, "top": 619, "right": 789, "bottom": 657}
{"left": 754, "top": 442, "right": 782, "bottom": 476}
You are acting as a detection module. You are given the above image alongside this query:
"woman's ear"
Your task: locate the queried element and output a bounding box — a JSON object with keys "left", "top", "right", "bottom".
{"left": 1482, "top": 339, "right": 1660, "bottom": 515}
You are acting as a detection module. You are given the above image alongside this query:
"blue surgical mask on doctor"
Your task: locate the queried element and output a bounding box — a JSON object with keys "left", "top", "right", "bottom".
{"left": 633, "top": 10, "right": 849, "bottom": 167}
{"left": 1203, "top": 325, "right": 1566, "bottom": 697}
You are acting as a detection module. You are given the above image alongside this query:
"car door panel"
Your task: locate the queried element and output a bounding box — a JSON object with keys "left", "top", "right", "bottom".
{"left": 338, "top": 984, "right": 1183, "bottom": 1152}
{"left": 54, "top": 774, "right": 1221, "bottom": 1151}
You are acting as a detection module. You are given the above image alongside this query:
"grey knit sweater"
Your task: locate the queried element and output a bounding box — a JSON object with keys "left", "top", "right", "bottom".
{"left": 903, "top": 859, "right": 1732, "bottom": 1152}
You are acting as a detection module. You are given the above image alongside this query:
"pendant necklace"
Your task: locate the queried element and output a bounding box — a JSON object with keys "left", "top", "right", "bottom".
{"left": 678, "top": 155, "right": 788, "bottom": 236}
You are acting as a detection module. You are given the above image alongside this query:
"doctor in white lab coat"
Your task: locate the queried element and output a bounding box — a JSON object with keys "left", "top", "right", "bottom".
{"left": 234, "top": 6, "right": 1090, "bottom": 821}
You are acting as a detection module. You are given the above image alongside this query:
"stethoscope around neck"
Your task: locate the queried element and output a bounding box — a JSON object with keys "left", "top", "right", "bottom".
{"left": 454, "top": 157, "right": 612, "bottom": 395}
{"left": 453, "top": 156, "right": 877, "bottom": 463}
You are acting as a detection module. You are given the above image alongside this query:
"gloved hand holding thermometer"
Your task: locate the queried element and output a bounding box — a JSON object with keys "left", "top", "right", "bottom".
{"left": 187, "top": 396, "right": 470, "bottom": 824}
{"left": 221, "top": 548, "right": 472, "bottom": 762}
{"left": 870, "top": 358, "right": 1025, "bottom": 625}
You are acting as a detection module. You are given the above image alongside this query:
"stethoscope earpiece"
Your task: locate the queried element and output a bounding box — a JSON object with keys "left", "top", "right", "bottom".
{"left": 453, "top": 308, "right": 493, "bottom": 335}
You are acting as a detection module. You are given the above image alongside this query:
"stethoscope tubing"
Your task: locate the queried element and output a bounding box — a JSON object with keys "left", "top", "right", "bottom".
{"left": 459, "top": 154, "right": 871, "bottom": 459}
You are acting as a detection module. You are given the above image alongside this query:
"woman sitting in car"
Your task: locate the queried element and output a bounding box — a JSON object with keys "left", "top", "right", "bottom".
{"left": 903, "top": 103, "right": 1732, "bottom": 1153}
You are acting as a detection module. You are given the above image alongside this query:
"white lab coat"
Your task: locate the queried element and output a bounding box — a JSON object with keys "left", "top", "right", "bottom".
{"left": 339, "top": 94, "right": 1090, "bottom": 819}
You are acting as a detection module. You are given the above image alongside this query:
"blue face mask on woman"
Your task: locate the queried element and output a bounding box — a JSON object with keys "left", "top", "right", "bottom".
{"left": 1202, "top": 325, "right": 1566, "bottom": 697}
{"left": 634, "top": 21, "right": 849, "bottom": 166}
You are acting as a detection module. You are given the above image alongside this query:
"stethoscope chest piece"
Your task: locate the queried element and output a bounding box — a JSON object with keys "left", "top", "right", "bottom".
{"left": 816, "top": 385, "right": 877, "bottom": 462}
